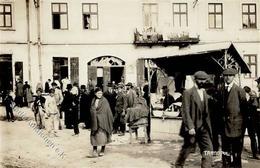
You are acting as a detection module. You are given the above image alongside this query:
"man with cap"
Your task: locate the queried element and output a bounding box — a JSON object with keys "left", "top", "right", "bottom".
{"left": 217, "top": 68, "right": 246, "bottom": 168}
{"left": 114, "top": 83, "right": 127, "bottom": 135}
{"left": 175, "top": 71, "right": 213, "bottom": 168}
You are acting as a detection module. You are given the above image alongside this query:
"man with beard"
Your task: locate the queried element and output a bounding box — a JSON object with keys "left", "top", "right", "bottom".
{"left": 175, "top": 71, "right": 213, "bottom": 168}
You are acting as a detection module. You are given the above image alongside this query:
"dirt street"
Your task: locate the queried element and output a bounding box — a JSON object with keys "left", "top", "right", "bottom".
{"left": 0, "top": 107, "right": 260, "bottom": 168}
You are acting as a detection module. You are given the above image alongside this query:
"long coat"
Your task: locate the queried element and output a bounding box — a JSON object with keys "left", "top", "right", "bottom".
{"left": 218, "top": 84, "right": 246, "bottom": 138}
{"left": 115, "top": 92, "right": 127, "bottom": 114}
{"left": 179, "top": 86, "right": 212, "bottom": 138}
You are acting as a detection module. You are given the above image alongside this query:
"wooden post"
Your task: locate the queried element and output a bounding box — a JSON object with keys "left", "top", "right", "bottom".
{"left": 147, "top": 59, "right": 152, "bottom": 141}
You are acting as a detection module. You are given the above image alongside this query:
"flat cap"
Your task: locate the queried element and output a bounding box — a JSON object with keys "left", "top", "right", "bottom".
{"left": 222, "top": 68, "right": 237, "bottom": 75}
{"left": 194, "top": 71, "right": 208, "bottom": 80}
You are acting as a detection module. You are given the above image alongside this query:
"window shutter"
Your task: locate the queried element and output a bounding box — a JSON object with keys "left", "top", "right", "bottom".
{"left": 88, "top": 66, "right": 97, "bottom": 87}
{"left": 70, "top": 57, "right": 79, "bottom": 85}
{"left": 103, "top": 66, "right": 110, "bottom": 91}
{"left": 136, "top": 59, "right": 145, "bottom": 87}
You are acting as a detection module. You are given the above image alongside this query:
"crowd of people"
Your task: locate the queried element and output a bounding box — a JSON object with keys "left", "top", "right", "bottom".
{"left": 3, "top": 78, "right": 151, "bottom": 157}
{"left": 2, "top": 68, "right": 260, "bottom": 167}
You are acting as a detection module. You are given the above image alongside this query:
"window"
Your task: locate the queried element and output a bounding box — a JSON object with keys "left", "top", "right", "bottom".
{"left": 0, "top": 4, "right": 12, "bottom": 27}
{"left": 52, "top": 3, "right": 68, "bottom": 29}
{"left": 82, "top": 3, "right": 98, "bottom": 29}
{"left": 208, "top": 3, "right": 223, "bottom": 29}
{"left": 244, "top": 55, "right": 257, "bottom": 78}
{"left": 143, "top": 3, "right": 158, "bottom": 27}
{"left": 242, "top": 4, "right": 257, "bottom": 29}
{"left": 173, "top": 3, "right": 188, "bottom": 27}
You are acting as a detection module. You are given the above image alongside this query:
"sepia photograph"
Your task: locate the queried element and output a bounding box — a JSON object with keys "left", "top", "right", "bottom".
{"left": 0, "top": 0, "right": 260, "bottom": 167}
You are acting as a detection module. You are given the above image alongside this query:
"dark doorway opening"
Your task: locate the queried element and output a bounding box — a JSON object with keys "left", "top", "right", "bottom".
{"left": 53, "top": 57, "right": 68, "bottom": 81}
{"left": 0, "top": 55, "right": 13, "bottom": 103}
{"left": 110, "top": 67, "right": 124, "bottom": 84}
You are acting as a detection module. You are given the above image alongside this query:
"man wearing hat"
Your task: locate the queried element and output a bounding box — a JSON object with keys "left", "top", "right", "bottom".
{"left": 175, "top": 71, "right": 213, "bottom": 168}
{"left": 217, "top": 68, "right": 246, "bottom": 168}
{"left": 125, "top": 82, "right": 137, "bottom": 108}
{"left": 103, "top": 82, "right": 117, "bottom": 117}
{"left": 114, "top": 83, "right": 127, "bottom": 135}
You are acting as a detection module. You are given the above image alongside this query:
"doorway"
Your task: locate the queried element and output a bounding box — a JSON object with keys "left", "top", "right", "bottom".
{"left": 110, "top": 67, "right": 124, "bottom": 84}
{"left": 0, "top": 55, "right": 13, "bottom": 102}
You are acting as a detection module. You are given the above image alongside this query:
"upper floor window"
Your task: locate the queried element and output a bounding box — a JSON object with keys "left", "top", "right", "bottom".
{"left": 244, "top": 55, "right": 257, "bottom": 78}
{"left": 0, "top": 4, "right": 12, "bottom": 28}
{"left": 208, "top": 3, "right": 223, "bottom": 29}
{"left": 82, "top": 3, "right": 98, "bottom": 30}
{"left": 143, "top": 3, "right": 158, "bottom": 27}
{"left": 173, "top": 3, "right": 188, "bottom": 27}
{"left": 242, "top": 4, "right": 257, "bottom": 29}
{"left": 52, "top": 3, "right": 68, "bottom": 29}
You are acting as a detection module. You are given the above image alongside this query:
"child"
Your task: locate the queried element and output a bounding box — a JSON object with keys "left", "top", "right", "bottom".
{"left": 45, "top": 89, "right": 59, "bottom": 137}
{"left": 32, "top": 88, "right": 46, "bottom": 129}
{"left": 4, "top": 90, "right": 15, "bottom": 122}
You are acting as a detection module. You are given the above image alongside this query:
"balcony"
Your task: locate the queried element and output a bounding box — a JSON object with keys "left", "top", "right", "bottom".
{"left": 133, "top": 28, "right": 200, "bottom": 48}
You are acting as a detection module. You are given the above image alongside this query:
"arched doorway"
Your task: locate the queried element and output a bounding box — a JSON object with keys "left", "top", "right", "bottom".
{"left": 88, "top": 56, "right": 125, "bottom": 91}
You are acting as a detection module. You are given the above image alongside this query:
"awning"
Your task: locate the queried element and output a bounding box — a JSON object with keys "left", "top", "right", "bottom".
{"left": 140, "top": 42, "right": 251, "bottom": 75}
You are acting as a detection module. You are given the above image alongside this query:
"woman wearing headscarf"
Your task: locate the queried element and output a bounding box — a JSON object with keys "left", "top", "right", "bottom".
{"left": 90, "top": 87, "right": 113, "bottom": 157}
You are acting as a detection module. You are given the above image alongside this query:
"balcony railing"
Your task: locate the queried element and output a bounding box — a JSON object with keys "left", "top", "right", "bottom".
{"left": 134, "top": 28, "right": 200, "bottom": 48}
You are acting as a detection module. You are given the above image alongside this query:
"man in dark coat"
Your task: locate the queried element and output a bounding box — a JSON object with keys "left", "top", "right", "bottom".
{"left": 162, "top": 86, "right": 175, "bottom": 111}
{"left": 15, "top": 80, "right": 24, "bottom": 107}
{"left": 125, "top": 82, "right": 137, "bottom": 108}
{"left": 175, "top": 71, "right": 213, "bottom": 168}
{"left": 79, "top": 85, "right": 91, "bottom": 129}
{"left": 114, "top": 83, "right": 127, "bottom": 135}
{"left": 243, "top": 86, "right": 260, "bottom": 159}
{"left": 103, "top": 83, "right": 117, "bottom": 116}
{"left": 217, "top": 68, "right": 246, "bottom": 168}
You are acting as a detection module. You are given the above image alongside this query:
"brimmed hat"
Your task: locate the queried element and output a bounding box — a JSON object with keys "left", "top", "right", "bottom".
{"left": 194, "top": 71, "right": 208, "bottom": 80}
{"left": 125, "top": 82, "right": 133, "bottom": 87}
{"left": 116, "top": 83, "right": 124, "bottom": 89}
{"left": 255, "top": 77, "right": 260, "bottom": 83}
{"left": 107, "top": 82, "right": 113, "bottom": 87}
{"left": 222, "top": 68, "right": 237, "bottom": 75}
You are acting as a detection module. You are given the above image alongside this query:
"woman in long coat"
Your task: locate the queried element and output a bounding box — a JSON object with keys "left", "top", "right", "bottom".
{"left": 90, "top": 87, "right": 113, "bottom": 157}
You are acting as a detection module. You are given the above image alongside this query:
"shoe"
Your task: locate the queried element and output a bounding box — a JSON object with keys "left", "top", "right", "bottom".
{"left": 72, "top": 134, "right": 79, "bottom": 137}
{"left": 253, "top": 155, "right": 260, "bottom": 160}
{"left": 91, "top": 151, "right": 98, "bottom": 158}
{"left": 99, "top": 152, "right": 105, "bottom": 157}
{"left": 118, "top": 133, "right": 125, "bottom": 136}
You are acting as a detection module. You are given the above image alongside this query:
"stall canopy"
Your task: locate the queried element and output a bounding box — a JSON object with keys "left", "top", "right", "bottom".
{"left": 140, "top": 42, "right": 251, "bottom": 75}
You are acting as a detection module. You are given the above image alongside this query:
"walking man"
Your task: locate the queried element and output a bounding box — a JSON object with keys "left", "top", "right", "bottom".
{"left": 175, "top": 71, "right": 213, "bottom": 168}
{"left": 218, "top": 68, "right": 246, "bottom": 168}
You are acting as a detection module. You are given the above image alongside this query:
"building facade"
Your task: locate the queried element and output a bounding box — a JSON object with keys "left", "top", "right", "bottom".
{"left": 0, "top": 0, "right": 259, "bottom": 93}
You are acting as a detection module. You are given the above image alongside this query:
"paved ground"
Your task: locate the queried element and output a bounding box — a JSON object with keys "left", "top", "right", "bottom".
{"left": 0, "top": 106, "right": 260, "bottom": 168}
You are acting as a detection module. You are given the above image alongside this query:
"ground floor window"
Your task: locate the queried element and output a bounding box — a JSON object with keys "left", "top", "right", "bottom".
{"left": 244, "top": 54, "right": 257, "bottom": 78}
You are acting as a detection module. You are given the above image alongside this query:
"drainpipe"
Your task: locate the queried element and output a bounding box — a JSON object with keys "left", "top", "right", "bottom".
{"left": 34, "top": 0, "right": 42, "bottom": 82}
{"left": 26, "top": 0, "right": 31, "bottom": 84}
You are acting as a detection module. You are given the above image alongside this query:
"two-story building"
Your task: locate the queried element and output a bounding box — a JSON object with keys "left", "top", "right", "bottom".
{"left": 0, "top": 0, "right": 259, "bottom": 93}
